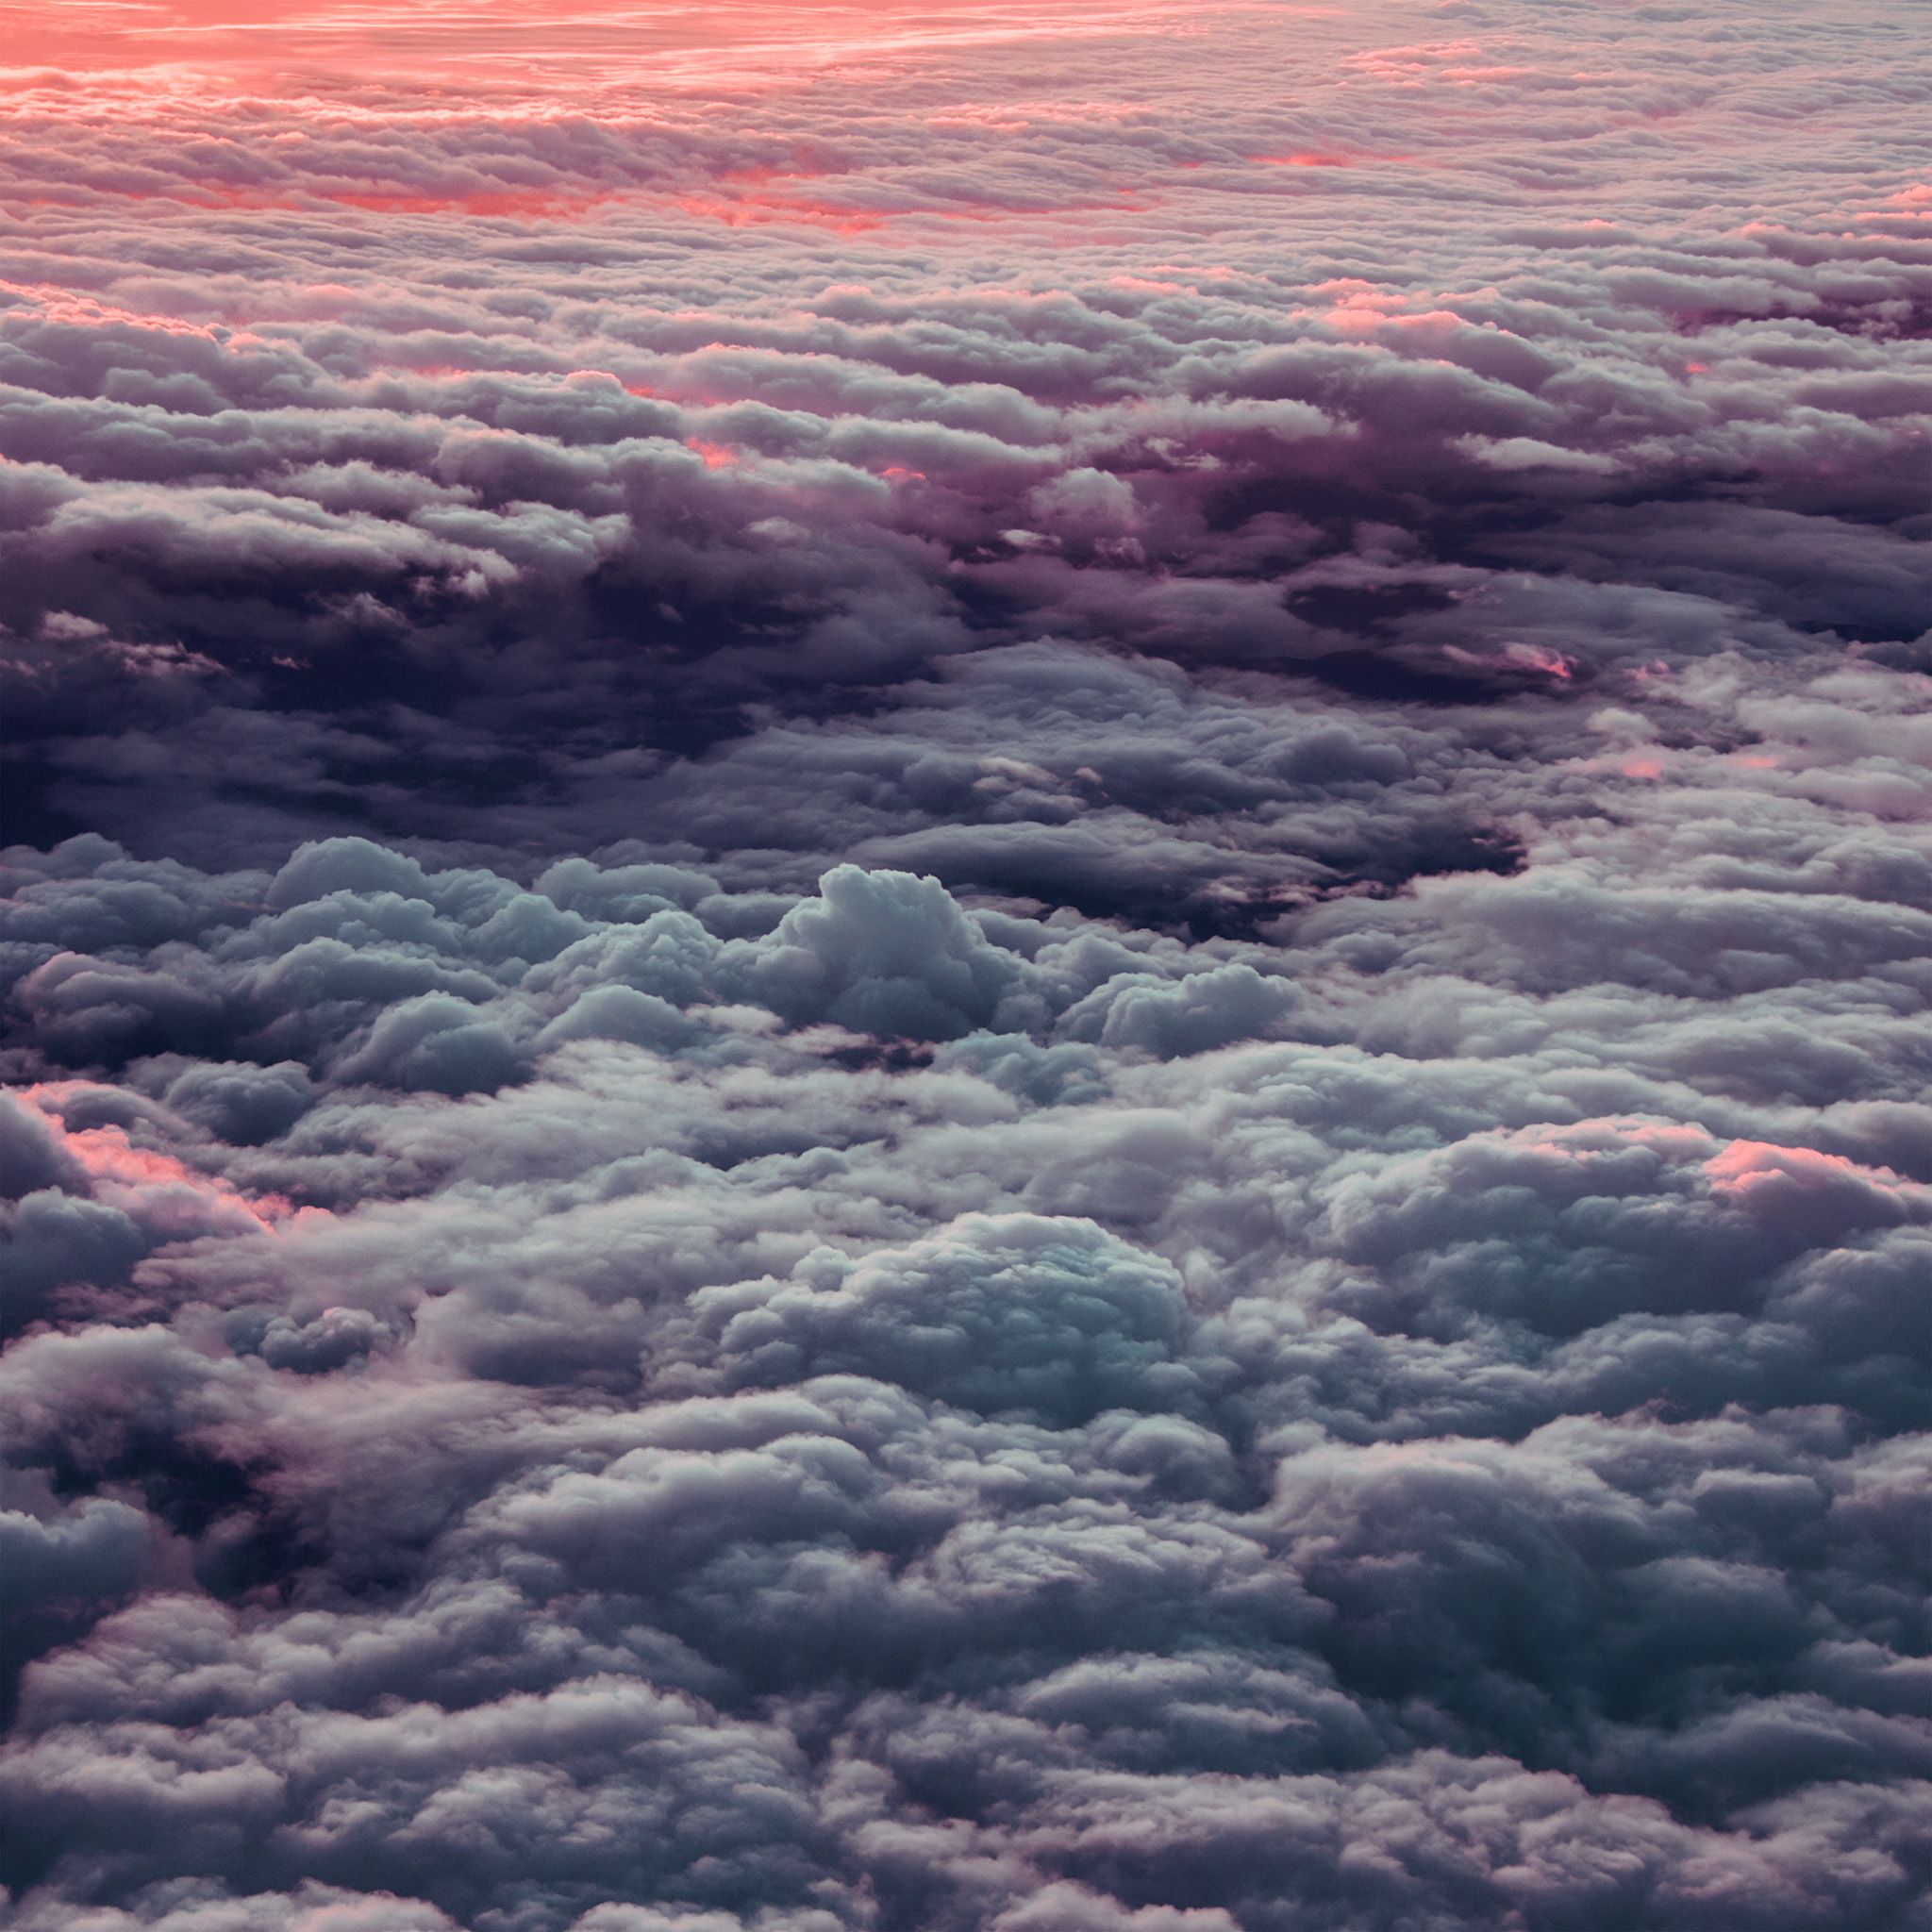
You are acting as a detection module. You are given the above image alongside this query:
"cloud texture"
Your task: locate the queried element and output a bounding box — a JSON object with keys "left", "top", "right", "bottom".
{"left": 3, "top": 2, "right": 1930, "bottom": 1928}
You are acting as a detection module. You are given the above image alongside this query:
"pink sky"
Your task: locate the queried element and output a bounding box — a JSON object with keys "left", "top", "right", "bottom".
{"left": 0, "top": 0, "right": 1202, "bottom": 88}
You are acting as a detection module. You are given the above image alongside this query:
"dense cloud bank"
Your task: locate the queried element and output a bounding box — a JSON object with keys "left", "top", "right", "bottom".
{"left": 4, "top": 2, "right": 1931, "bottom": 1929}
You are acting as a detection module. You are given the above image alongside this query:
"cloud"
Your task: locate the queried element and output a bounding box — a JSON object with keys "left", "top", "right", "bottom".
{"left": 3, "top": 1, "right": 1930, "bottom": 1928}
{"left": 685, "top": 1212, "right": 1202, "bottom": 1424}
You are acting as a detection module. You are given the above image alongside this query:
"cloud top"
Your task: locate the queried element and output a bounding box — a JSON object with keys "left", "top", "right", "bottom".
{"left": 2, "top": 3, "right": 1930, "bottom": 1929}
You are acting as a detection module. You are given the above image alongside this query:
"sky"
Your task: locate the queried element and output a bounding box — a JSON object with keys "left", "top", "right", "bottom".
{"left": 1, "top": 3, "right": 1930, "bottom": 1929}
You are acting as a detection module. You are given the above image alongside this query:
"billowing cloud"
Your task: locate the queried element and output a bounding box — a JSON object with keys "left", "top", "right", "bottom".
{"left": 2, "top": 2, "right": 1930, "bottom": 1929}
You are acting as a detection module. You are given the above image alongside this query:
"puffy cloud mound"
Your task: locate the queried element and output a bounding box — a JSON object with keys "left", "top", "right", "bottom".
{"left": 3, "top": 2, "right": 1931, "bottom": 1930}
{"left": 689, "top": 1213, "right": 1201, "bottom": 1424}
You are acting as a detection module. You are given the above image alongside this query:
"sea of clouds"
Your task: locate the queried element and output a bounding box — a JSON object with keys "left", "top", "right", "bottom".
{"left": 2, "top": 2, "right": 1930, "bottom": 1927}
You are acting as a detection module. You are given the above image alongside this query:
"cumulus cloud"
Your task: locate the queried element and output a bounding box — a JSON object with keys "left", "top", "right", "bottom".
{"left": 2, "top": 2, "right": 1930, "bottom": 1929}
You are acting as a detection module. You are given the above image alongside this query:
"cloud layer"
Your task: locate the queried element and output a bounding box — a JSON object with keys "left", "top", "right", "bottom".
{"left": 3, "top": 3, "right": 1930, "bottom": 1929}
